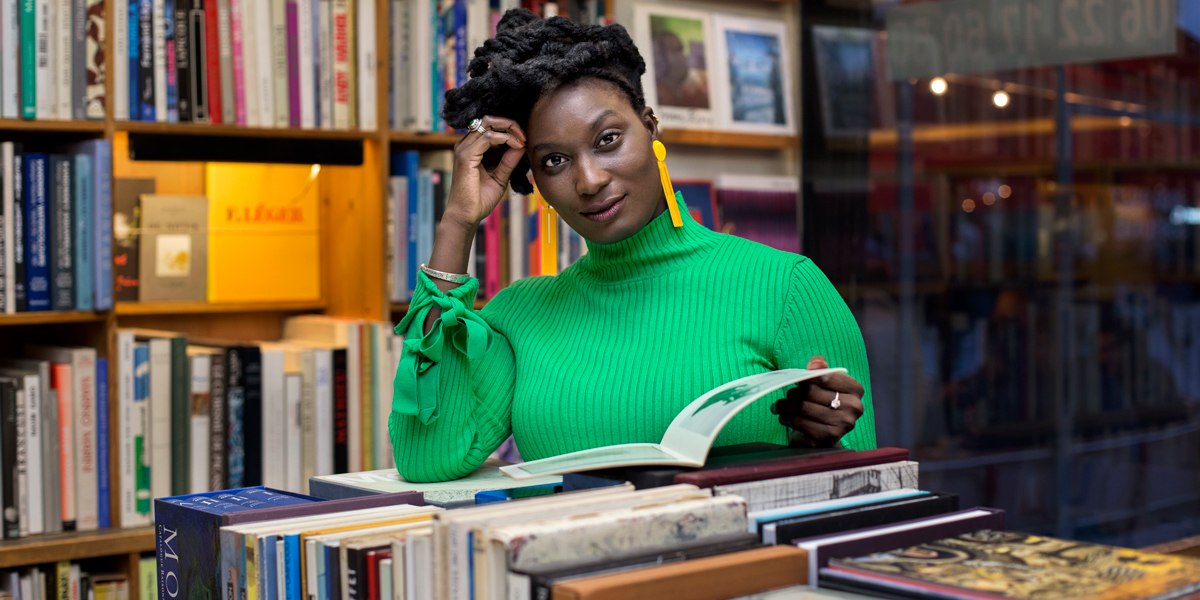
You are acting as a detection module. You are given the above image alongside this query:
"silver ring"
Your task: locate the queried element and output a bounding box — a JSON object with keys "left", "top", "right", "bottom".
{"left": 831, "top": 392, "right": 841, "bottom": 410}
{"left": 468, "top": 118, "right": 488, "bottom": 135}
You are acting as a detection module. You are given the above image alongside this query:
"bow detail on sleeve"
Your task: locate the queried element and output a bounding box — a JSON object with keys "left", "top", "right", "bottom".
{"left": 392, "top": 274, "right": 492, "bottom": 425}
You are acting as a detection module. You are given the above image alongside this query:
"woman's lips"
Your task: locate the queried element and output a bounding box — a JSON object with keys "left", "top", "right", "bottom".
{"left": 581, "top": 195, "right": 626, "bottom": 222}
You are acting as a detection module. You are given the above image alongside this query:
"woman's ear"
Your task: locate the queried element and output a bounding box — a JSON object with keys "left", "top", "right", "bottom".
{"left": 641, "top": 107, "right": 659, "bottom": 141}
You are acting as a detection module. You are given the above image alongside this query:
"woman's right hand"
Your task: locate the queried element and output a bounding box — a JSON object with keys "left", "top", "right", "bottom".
{"left": 444, "top": 115, "right": 527, "bottom": 229}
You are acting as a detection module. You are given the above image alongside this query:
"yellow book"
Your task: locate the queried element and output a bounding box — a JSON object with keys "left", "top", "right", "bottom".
{"left": 205, "top": 163, "right": 321, "bottom": 303}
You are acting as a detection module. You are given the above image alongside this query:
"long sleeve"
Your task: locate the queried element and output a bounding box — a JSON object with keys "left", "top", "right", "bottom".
{"left": 773, "top": 258, "right": 876, "bottom": 451}
{"left": 389, "top": 271, "right": 516, "bottom": 482}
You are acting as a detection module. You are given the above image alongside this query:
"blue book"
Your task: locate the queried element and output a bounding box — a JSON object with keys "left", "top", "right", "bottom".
{"left": 138, "top": 0, "right": 154, "bottom": 121}
{"left": 391, "top": 151, "right": 420, "bottom": 297}
{"left": 134, "top": 344, "right": 151, "bottom": 514}
{"left": 284, "top": 534, "right": 302, "bottom": 600}
{"left": 213, "top": 490, "right": 312, "bottom": 509}
{"left": 22, "top": 154, "right": 50, "bottom": 312}
{"left": 261, "top": 534, "right": 279, "bottom": 600}
{"left": 96, "top": 357, "right": 109, "bottom": 528}
{"left": 164, "top": 0, "right": 179, "bottom": 123}
{"left": 324, "top": 541, "right": 339, "bottom": 600}
{"left": 87, "top": 140, "right": 113, "bottom": 309}
{"left": 452, "top": 2, "right": 467, "bottom": 88}
{"left": 72, "top": 153, "right": 93, "bottom": 311}
{"left": 474, "top": 483, "right": 559, "bottom": 505}
{"left": 416, "top": 170, "right": 434, "bottom": 283}
{"left": 47, "top": 155, "right": 74, "bottom": 310}
{"left": 129, "top": 0, "right": 140, "bottom": 120}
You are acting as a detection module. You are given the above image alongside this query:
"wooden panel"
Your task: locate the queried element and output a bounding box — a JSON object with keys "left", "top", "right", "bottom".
{"left": 117, "top": 121, "right": 373, "bottom": 140}
{"left": 323, "top": 141, "right": 386, "bottom": 320}
{"left": 0, "top": 528, "right": 154, "bottom": 569}
{"left": 659, "top": 129, "right": 799, "bottom": 149}
{"left": 116, "top": 312, "right": 300, "bottom": 343}
{"left": 116, "top": 300, "right": 328, "bottom": 316}
{"left": 111, "top": 132, "right": 208, "bottom": 194}
{"left": 0, "top": 119, "right": 106, "bottom": 133}
{"left": 0, "top": 311, "right": 107, "bottom": 326}
{"left": 389, "top": 131, "right": 461, "bottom": 147}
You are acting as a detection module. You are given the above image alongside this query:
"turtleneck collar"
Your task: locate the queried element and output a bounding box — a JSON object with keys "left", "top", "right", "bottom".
{"left": 573, "top": 192, "right": 722, "bottom": 284}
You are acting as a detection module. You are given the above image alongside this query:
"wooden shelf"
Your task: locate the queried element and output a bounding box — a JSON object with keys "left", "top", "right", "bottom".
{"left": 115, "top": 300, "right": 329, "bottom": 316}
{"left": 388, "top": 130, "right": 462, "bottom": 147}
{"left": 659, "top": 129, "right": 799, "bottom": 149}
{"left": 116, "top": 121, "right": 374, "bottom": 140}
{"left": 391, "top": 299, "right": 489, "bottom": 313}
{"left": 0, "top": 311, "right": 108, "bottom": 326}
{"left": 0, "top": 119, "right": 107, "bottom": 133}
{"left": 0, "top": 528, "right": 154, "bottom": 569}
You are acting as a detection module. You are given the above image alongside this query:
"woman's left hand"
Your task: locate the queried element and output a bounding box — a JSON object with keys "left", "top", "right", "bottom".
{"left": 772, "top": 356, "right": 865, "bottom": 447}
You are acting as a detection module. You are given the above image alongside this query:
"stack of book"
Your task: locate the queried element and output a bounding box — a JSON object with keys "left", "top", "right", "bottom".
{"left": 0, "top": 563, "right": 130, "bottom": 600}
{"left": 0, "top": 345, "right": 109, "bottom": 539}
{"left": 0, "top": 141, "right": 113, "bottom": 313}
{"left": 0, "top": 0, "right": 106, "bottom": 121}
{"left": 115, "top": 315, "right": 402, "bottom": 529}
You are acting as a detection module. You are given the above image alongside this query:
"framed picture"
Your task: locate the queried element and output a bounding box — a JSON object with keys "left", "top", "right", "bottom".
{"left": 711, "top": 14, "right": 796, "bottom": 136}
{"left": 634, "top": 4, "right": 716, "bottom": 130}
{"left": 673, "top": 180, "right": 719, "bottom": 231}
{"left": 811, "top": 25, "right": 875, "bottom": 140}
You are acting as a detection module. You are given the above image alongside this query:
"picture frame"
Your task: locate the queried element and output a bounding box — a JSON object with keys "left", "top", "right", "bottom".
{"left": 811, "top": 25, "right": 875, "bottom": 141}
{"left": 673, "top": 179, "right": 720, "bottom": 231}
{"left": 634, "top": 4, "right": 717, "bottom": 130}
{"left": 710, "top": 14, "right": 796, "bottom": 136}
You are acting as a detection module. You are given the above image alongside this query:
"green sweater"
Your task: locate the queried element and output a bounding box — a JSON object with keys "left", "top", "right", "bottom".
{"left": 390, "top": 194, "right": 875, "bottom": 482}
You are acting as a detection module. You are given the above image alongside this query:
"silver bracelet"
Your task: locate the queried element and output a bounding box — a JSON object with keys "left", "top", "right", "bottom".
{"left": 420, "top": 264, "right": 471, "bottom": 285}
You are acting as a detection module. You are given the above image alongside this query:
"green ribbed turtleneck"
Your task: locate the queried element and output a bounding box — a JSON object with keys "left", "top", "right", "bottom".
{"left": 390, "top": 194, "right": 875, "bottom": 482}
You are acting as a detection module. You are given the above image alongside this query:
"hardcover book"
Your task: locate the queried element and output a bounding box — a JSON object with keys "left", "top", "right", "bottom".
{"left": 47, "top": 155, "right": 75, "bottom": 311}
{"left": 113, "top": 178, "right": 157, "bottom": 302}
{"left": 676, "top": 447, "right": 909, "bottom": 489}
{"left": 762, "top": 491, "right": 960, "bottom": 545}
{"left": 137, "top": 195, "right": 209, "bottom": 302}
{"left": 714, "top": 460, "right": 920, "bottom": 513}
{"left": 22, "top": 154, "right": 50, "bottom": 311}
{"left": 308, "top": 459, "right": 562, "bottom": 508}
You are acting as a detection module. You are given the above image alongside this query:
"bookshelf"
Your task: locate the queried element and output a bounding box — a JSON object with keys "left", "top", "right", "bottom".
{"left": 0, "top": 311, "right": 110, "bottom": 326}
{"left": 0, "top": 529, "right": 154, "bottom": 570}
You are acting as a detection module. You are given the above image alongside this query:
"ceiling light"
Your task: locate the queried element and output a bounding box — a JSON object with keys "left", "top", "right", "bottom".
{"left": 993, "top": 91, "right": 1009, "bottom": 107}
{"left": 998, "top": 185, "right": 1011, "bottom": 198}
{"left": 963, "top": 198, "right": 976, "bottom": 213}
{"left": 930, "top": 78, "right": 947, "bottom": 95}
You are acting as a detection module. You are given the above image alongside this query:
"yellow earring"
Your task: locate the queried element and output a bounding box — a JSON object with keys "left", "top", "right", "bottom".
{"left": 535, "top": 185, "right": 559, "bottom": 276}
{"left": 653, "top": 140, "right": 683, "bottom": 228}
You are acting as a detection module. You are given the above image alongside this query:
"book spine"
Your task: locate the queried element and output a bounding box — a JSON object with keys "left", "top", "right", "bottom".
{"left": 317, "top": 0, "right": 332, "bottom": 129}
{"left": 0, "top": 381, "right": 15, "bottom": 539}
{"left": 71, "top": 0, "right": 87, "bottom": 119}
{"left": 90, "top": 140, "right": 113, "bottom": 310}
{"left": 299, "top": 351, "right": 315, "bottom": 492}
{"left": 330, "top": 0, "right": 349, "bottom": 129}
{"left": 313, "top": 350, "right": 332, "bottom": 477}
{"left": 22, "top": 154, "right": 49, "bottom": 312}
{"left": 84, "top": 0, "right": 106, "bottom": 118}
{"left": 15, "top": 384, "right": 27, "bottom": 538}
{"left": 241, "top": 347, "right": 263, "bottom": 486}
{"left": 43, "top": 371, "right": 61, "bottom": 534}
{"left": 8, "top": 151, "right": 18, "bottom": 311}
{"left": 170, "top": 338, "right": 189, "bottom": 496}
{"left": 19, "top": 0, "right": 36, "bottom": 118}
{"left": 47, "top": 156, "right": 74, "bottom": 311}
{"left": 73, "top": 350, "right": 98, "bottom": 532}
{"left": 56, "top": 0, "right": 73, "bottom": 119}
{"left": 404, "top": 155, "right": 418, "bottom": 295}
{"left": 0, "top": 0, "right": 20, "bottom": 118}
{"left": 358, "top": 326, "right": 371, "bottom": 471}
{"left": 173, "top": 0, "right": 191, "bottom": 121}
{"left": 203, "top": 0, "right": 221, "bottom": 122}
{"left": 95, "top": 358, "right": 109, "bottom": 529}
{"left": 54, "top": 364, "right": 76, "bottom": 531}
{"left": 391, "top": 0, "right": 407, "bottom": 130}
{"left": 331, "top": 348, "right": 347, "bottom": 474}
{"left": 208, "top": 353, "right": 226, "bottom": 491}
{"left": 300, "top": 0, "right": 316, "bottom": 129}
{"left": 139, "top": 0, "right": 154, "bottom": 120}
{"left": 217, "top": 0, "right": 234, "bottom": 123}
{"left": 0, "top": 143, "right": 12, "bottom": 314}
{"left": 34, "top": 0, "right": 54, "bottom": 119}
{"left": 429, "top": 0, "right": 439, "bottom": 131}
{"left": 285, "top": 1, "right": 300, "bottom": 128}
{"left": 72, "top": 154, "right": 93, "bottom": 312}
{"left": 153, "top": 0, "right": 167, "bottom": 122}
{"left": 23, "top": 375, "right": 44, "bottom": 535}
{"left": 225, "top": 348, "right": 243, "bottom": 488}
{"left": 147, "top": 339, "right": 172, "bottom": 503}
{"left": 355, "top": 0, "right": 374, "bottom": 131}
{"left": 164, "top": 0, "right": 179, "bottom": 121}
{"left": 270, "top": 0, "right": 288, "bottom": 127}
{"left": 188, "top": 355, "right": 211, "bottom": 494}
{"left": 228, "top": 0, "right": 245, "bottom": 124}
{"left": 189, "top": 0, "right": 209, "bottom": 122}
{"left": 253, "top": 0, "right": 273, "bottom": 126}
{"left": 236, "top": 0, "right": 257, "bottom": 125}
{"left": 133, "top": 344, "right": 150, "bottom": 517}
{"left": 117, "top": 332, "right": 136, "bottom": 527}
{"left": 128, "top": 0, "right": 139, "bottom": 120}
{"left": 284, "top": 373, "right": 301, "bottom": 492}
{"left": 113, "top": 0, "right": 129, "bottom": 119}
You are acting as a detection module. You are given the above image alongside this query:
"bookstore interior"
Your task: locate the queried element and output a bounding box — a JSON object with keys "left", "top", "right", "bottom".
{"left": 1, "top": 0, "right": 1200, "bottom": 598}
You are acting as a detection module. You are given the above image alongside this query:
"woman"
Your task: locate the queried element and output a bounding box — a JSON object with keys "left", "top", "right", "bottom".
{"left": 390, "top": 10, "right": 874, "bottom": 483}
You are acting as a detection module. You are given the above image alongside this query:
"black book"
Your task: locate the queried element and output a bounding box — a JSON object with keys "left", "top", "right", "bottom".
{"left": 225, "top": 347, "right": 244, "bottom": 488}
{"left": 112, "top": 178, "right": 156, "bottom": 303}
{"left": 0, "top": 377, "right": 17, "bottom": 539}
{"left": 47, "top": 155, "right": 74, "bottom": 310}
{"left": 345, "top": 544, "right": 388, "bottom": 600}
{"left": 139, "top": 0, "right": 154, "bottom": 121}
{"left": 332, "top": 348, "right": 348, "bottom": 474}
{"left": 174, "top": 0, "right": 192, "bottom": 121}
{"left": 11, "top": 151, "right": 25, "bottom": 311}
{"left": 764, "top": 492, "right": 961, "bottom": 545}
{"left": 209, "top": 352, "right": 227, "bottom": 491}
{"left": 188, "top": 0, "right": 209, "bottom": 123}
{"left": 328, "top": 542, "right": 342, "bottom": 600}
{"left": 240, "top": 346, "right": 263, "bottom": 487}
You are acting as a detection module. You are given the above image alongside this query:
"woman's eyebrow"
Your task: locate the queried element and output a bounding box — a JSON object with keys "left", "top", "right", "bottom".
{"left": 588, "top": 110, "right": 620, "bottom": 131}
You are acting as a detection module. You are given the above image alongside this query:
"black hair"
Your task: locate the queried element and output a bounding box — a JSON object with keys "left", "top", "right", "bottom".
{"left": 442, "top": 9, "right": 647, "bottom": 194}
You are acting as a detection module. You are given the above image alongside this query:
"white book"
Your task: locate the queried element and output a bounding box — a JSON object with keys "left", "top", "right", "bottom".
{"left": 218, "top": 0, "right": 235, "bottom": 124}
{"left": 508, "top": 193, "right": 525, "bottom": 281}
{"left": 410, "top": 531, "right": 432, "bottom": 600}
{"left": 0, "top": 0, "right": 20, "bottom": 118}
{"left": 35, "top": 0, "right": 54, "bottom": 119}
{"left": 465, "top": 0, "right": 487, "bottom": 69}
{"left": 237, "top": 0, "right": 259, "bottom": 126}
{"left": 285, "top": 372, "right": 302, "bottom": 493}
{"left": 270, "top": 0, "right": 288, "bottom": 127}
{"left": 714, "top": 461, "right": 921, "bottom": 513}
{"left": 501, "top": 368, "right": 845, "bottom": 480}
{"left": 152, "top": 0, "right": 167, "bottom": 122}
{"left": 299, "top": 349, "right": 316, "bottom": 493}
{"left": 148, "top": 338, "right": 172, "bottom": 505}
{"left": 254, "top": 0, "right": 276, "bottom": 126}
{"left": 260, "top": 346, "right": 287, "bottom": 490}
{"left": 297, "top": 0, "right": 316, "bottom": 128}
{"left": 356, "top": 0, "right": 376, "bottom": 130}
{"left": 374, "top": 323, "right": 392, "bottom": 470}
{"left": 407, "top": 0, "right": 431, "bottom": 131}
{"left": 313, "top": 347, "right": 333, "bottom": 476}
{"left": 330, "top": 0, "right": 350, "bottom": 129}
{"left": 189, "top": 353, "right": 212, "bottom": 494}
{"left": 2, "top": 142, "right": 15, "bottom": 313}
{"left": 0, "top": 370, "right": 44, "bottom": 535}
{"left": 317, "top": 0, "right": 333, "bottom": 129}
{"left": 18, "top": 573, "right": 31, "bottom": 600}
{"left": 56, "top": 0, "right": 72, "bottom": 119}
{"left": 0, "top": 358, "right": 61, "bottom": 534}
{"left": 379, "top": 558, "right": 393, "bottom": 600}
{"left": 116, "top": 331, "right": 142, "bottom": 527}
{"left": 390, "top": 0, "right": 407, "bottom": 130}
{"left": 15, "top": 389, "right": 27, "bottom": 537}
{"left": 112, "top": 0, "right": 128, "bottom": 120}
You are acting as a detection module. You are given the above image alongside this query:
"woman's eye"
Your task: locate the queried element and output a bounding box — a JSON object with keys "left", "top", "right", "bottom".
{"left": 598, "top": 132, "right": 619, "bottom": 147}
{"left": 542, "top": 155, "right": 567, "bottom": 168}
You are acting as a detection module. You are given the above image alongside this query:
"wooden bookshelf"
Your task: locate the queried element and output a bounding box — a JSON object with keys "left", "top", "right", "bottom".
{"left": 659, "top": 128, "right": 799, "bottom": 149}
{"left": 388, "top": 130, "right": 462, "bottom": 147}
{"left": 0, "top": 119, "right": 107, "bottom": 133}
{"left": 0, "top": 528, "right": 154, "bottom": 569}
{"left": 116, "top": 121, "right": 375, "bottom": 141}
{"left": 0, "top": 311, "right": 109, "bottom": 326}
{"left": 115, "top": 300, "right": 330, "bottom": 316}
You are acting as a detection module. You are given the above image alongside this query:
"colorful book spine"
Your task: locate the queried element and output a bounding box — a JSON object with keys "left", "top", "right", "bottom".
{"left": 85, "top": 140, "right": 113, "bottom": 310}
{"left": 191, "top": 0, "right": 210, "bottom": 122}
{"left": 317, "top": 0, "right": 332, "bottom": 129}
{"left": 229, "top": 0, "right": 245, "bottom": 124}
{"left": 133, "top": 343, "right": 151, "bottom": 516}
{"left": 209, "top": 353, "right": 227, "bottom": 491}
{"left": 10, "top": 151, "right": 24, "bottom": 312}
{"left": 84, "top": 0, "right": 106, "bottom": 118}
{"left": 19, "top": 0, "right": 35, "bottom": 118}
{"left": 22, "top": 154, "right": 49, "bottom": 312}
{"left": 226, "top": 348, "right": 244, "bottom": 488}
{"left": 344, "top": 0, "right": 356, "bottom": 128}
{"left": 331, "top": 0, "right": 350, "bottom": 129}
{"left": 204, "top": 0, "right": 222, "bottom": 123}
{"left": 217, "top": 0, "right": 235, "bottom": 124}
{"left": 53, "top": 363, "right": 76, "bottom": 531}
{"left": 355, "top": 0, "right": 375, "bottom": 130}
{"left": 430, "top": 0, "right": 441, "bottom": 132}
{"left": 47, "top": 155, "right": 74, "bottom": 311}
{"left": 139, "top": 0, "right": 155, "bottom": 121}
{"left": 165, "top": 0, "right": 180, "bottom": 122}
{"left": 152, "top": 0, "right": 168, "bottom": 122}
{"left": 271, "top": 0, "right": 289, "bottom": 127}
{"left": 96, "top": 357, "right": 109, "bottom": 529}
{"left": 34, "top": 0, "right": 53, "bottom": 119}
{"left": 72, "top": 153, "right": 93, "bottom": 311}
{"left": 286, "top": 1, "right": 301, "bottom": 127}
{"left": 128, "top": 0, "right": 140, "bottom": 120}
{"left": 173, "top": 0, "right": 192, "bottom": 121}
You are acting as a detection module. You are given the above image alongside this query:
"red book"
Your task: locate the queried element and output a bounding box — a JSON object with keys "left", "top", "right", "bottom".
{"left": 366, "top": 548, "right": 391, "bottom": 600}
{"left": 52, "top": 364, "right": 77, "bottom": 530}
{"left": 673, "top": 447, "right": 910, "bottom": 489}
{"left": 205, "top": 0, "right": 223, "bottom": 124}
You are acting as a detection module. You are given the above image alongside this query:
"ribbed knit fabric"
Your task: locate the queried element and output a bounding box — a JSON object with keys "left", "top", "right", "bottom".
{"left": 390, "top": 193, "right": 875, "bottom": 482}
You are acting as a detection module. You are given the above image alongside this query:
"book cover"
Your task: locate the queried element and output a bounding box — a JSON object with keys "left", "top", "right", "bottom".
{"left": 20, "top": 0, "right": 36, "bottom": 118}
{"left": 1, "top": 0, "right": 20, "bottom": 118}
{"left": 73, "top": 140, "right": 113, "bottom": 310}
{"left": 134, "top": 343, "right": 151, "bottom": 517}
{"left": 675, "top": 447, "right": 909, "bottom": 489}
{"left": 228, "top": 0, "right": 245, "bottom": 124}
{"left": 128, "top": 0, "right": 140, "bottom": 120}
{"left": 47, "top": 156, "right": 75, "bottom": 311}
{"left": 204, "top": 0, "right": 222, "bottom": 123}
{"left": 139, "top": 0, "right": 155, "bottom": 121}
{"left": 204, "top": 164, "right": 320, "bottom": 302}
{"left": 764, "top": 492, "right": 960, "bottom": 546}
{"left": 72, "top": 153, "right": 93, "bottom": 311}
{"left": 0, "top": 143, "right": 13, "bottom": 314}
{"left": 137, "top": 195, "right": 209, "bottom": 302}
{"left": 308, "top": 459, "right": 561, "bottom": 508}
{"left": 0, "top": 378, "right": 16, "bottom": 538}
{"left": 51, "top": 363, "right": 77, "bottom": 531}
{"left": 71, "top": 0, "right": 87, "bottom": 120}
{"left": 715, "top": 175, "right": 799, "bottom": 254}
{"left": 113, "top": 0, "right": 129, "bottom": 120}
{"left": 174, "top": 0, "right": 192, "bottom": 121}
{"left": 714, "top": 461, "right": 920, "bottom": 513}
{"left": 164, "top": 0, "right": 179, "bottom": 122}
{"left": 710, "top": 14, "right": 795, "bottom": 135}
{"left": 189, "top": 0, "right": 210, "bottom": 122}
{"left": 10, "top": 151, "right": 24, "bottom": 312}
{"left": 330, "top": 0, "right": 350, "bottom": 129}
{"left": 22, "top": 154, "right": 50, "bottom": 312}
{"left": 84, "top": 0, "right": 106, "bottom": 118}
{"left": 217, "top": 0, "right": 234, "bottom": 123}
{"left": 271, "top": 0, "right": 289, "bottom": 127}
{"left": 96, "top": 357, "right": 109, "bottom": 529}
{"left": 209, "top": 349, "right": 227, "bottom": 491}
{"left": 112, "top": 178, "right": 155, "bottom": 303}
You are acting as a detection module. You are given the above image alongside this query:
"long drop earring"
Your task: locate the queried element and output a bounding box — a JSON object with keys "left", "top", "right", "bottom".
{"left": 653, "top": 140, "right": 683, "bottom": 228}
{"left": 535, "top": 185, "right": 559, "bottom": 276}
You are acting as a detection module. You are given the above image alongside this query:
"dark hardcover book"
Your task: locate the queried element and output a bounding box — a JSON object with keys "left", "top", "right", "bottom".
{"left": 164, "top": 0, "right": 179, "bottom": 122}
{"left": 188, "top": 0, "right": 209, "bottom": 122}
{"left": 139, "top": 0, "right": 155, "bottom": 121}
{"left": 675, "top": 447, "right": 911, "bottom": 489}
{"left": 174, "top": 0, "right": 192, "bottom": 121}
{"left": 129, "top": 0, "right": 140, "bottom": 120}
{"left": 169, "top": 336, "right": 190, "bottom": 496}
{"left": 563, "top": 444, "right": 853, "bottom": 491}
{"left": 327, "top": 541, "right": 341, "bottom": 600}
{"left": 96, "top": 357, "right": 110, "bottom": 529}
{"left": 22, "top": 154, "right": 50, "bottom": 312}
{"left": 12, "top": 150, "right": 26, "bottom": 311}
{"left": 346, "top": 544, "right": 387, "bottom": 600}
{"left": 226, "top": 347, "right": 244, "bottom": 488}
{"left": 332, "top": 348, "right": 348, "bottom": 474}
{"left": 766, "top": 492, "right": 960, "bottom": 545}
{"left": 47, "top": 155, "right": 75, "bottom": 311}
{"left": 112, "top": 178, "right": 155, "bottom": 303}
{"left": 209, "top": 352, "right": 227, "bottom": 491}
{"left": 240, "top": 347, "right": 263, "bottom": 487}
{"left": 0, "top": 377, "right": 17, "bottom": 539}
{"left": 72, "top": 0, "right": 87, "bottom": 120}
{"left": 0, "top": 149, "right": 5, "bottom": 312}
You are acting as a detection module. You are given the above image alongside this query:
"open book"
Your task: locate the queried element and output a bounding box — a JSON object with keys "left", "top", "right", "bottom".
{"left": 500, "top": 368, "right": 846, "bottom": 480}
